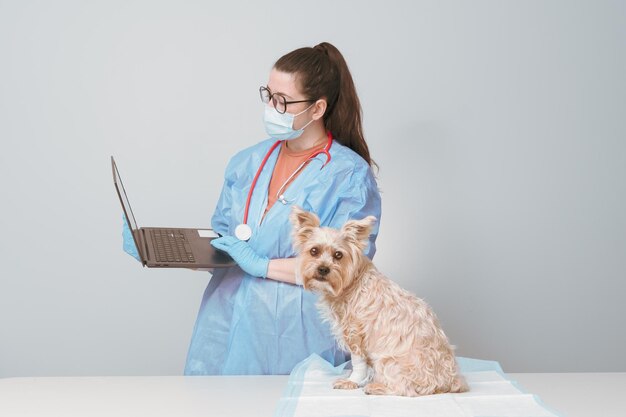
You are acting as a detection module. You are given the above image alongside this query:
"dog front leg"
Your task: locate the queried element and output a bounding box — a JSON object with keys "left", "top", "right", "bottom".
{"left": 333, "top": 355, "right": 369, "bottom": 390}
{"left": 348, "top": 355, "right": 369, "bottom": 386}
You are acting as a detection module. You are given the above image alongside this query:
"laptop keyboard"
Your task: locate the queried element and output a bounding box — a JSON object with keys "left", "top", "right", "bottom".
{"left": 150, "top": 229, "right": 196, "bottom": 263}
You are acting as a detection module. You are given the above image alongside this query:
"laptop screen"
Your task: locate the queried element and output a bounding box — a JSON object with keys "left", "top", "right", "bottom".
{"left": 111, "top": 156, "right": 140, "bottom": 237}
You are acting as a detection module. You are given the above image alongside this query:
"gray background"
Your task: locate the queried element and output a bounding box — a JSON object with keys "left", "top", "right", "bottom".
{"left": 1, "top": 0, "right": 624, "bottom": 377}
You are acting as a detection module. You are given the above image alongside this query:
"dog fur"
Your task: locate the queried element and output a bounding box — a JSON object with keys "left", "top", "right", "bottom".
{"left": 290, "top": 206, "right": 468, "bottom": 397}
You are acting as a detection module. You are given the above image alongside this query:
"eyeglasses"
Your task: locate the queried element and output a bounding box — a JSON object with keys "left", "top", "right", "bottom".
{"left": 259, "top": 86, "right": 316, "bottom": 114}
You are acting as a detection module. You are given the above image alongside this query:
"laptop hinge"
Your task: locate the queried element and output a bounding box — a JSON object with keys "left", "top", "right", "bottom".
{"left": 140, "top": 229, "right": 150, "bottom": 266}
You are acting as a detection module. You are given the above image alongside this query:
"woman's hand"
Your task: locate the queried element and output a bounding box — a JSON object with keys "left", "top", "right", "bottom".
{"left": 211, "top": 236, "right": 269, "bottom": 278}
{"left": 121, "top": 216, "right": 141, "bottom": 262}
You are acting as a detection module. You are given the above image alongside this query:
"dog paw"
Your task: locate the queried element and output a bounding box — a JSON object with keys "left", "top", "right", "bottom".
{"left": 333, "top": 378, "right": 359, "bottom": 390}
{"left": 363, "top": 382, "right": 390, "bottom": 395}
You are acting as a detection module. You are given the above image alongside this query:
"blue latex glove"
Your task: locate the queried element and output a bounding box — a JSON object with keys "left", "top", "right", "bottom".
{"left": 211, "top": 236, "right": 269, "bottom": 278}
{"left": 122, "top": 215, "right": 141, "bottom": 262}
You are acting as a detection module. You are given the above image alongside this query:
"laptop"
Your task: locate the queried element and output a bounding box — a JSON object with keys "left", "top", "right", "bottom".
{"left": 112, "top": 156, "right": 235, "bottom": 269}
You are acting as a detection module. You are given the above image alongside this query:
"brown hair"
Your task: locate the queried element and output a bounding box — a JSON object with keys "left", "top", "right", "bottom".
{"left": 274, "top": 42, "right": 376, "bottom": 169}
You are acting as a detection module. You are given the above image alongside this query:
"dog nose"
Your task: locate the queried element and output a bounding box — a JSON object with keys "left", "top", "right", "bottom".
{"left": 317, "top": 266, "right": 330, "bottom": 276}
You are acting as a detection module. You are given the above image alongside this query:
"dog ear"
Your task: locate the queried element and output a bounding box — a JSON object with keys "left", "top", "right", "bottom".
{"left": 341, "top": 216, "right": 376, "bottom": 250}
{"left": 290, "top": 206, "right": 321, "bottom": 251}
{"left": 290, "top": 206, "right": 320, "bottom": 230}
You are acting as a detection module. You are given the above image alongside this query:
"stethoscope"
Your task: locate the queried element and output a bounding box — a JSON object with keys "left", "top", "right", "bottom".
{"left": 234, "top": 131, "right": 333, "bottom": 241}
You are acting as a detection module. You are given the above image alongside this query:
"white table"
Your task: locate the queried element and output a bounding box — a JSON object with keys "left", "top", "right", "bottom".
{"left": 1, "top": 373, "right": 625, "bottom": 417}
{"left": 509, "top": 372, "right": 626, "bottom": 417}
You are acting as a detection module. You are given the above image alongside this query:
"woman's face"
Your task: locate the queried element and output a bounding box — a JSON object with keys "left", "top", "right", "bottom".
{"left": 266, "top": 68, "right": 316, "bottom": 130}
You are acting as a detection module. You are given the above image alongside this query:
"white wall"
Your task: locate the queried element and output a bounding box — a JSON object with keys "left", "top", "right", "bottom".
{"left": 1, "top": 0, "right": 624, "bottom": 376}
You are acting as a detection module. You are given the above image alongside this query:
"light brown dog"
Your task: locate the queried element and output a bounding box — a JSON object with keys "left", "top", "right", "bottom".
{"left": 290, "top": 206, "right": 468, "bottom": 396}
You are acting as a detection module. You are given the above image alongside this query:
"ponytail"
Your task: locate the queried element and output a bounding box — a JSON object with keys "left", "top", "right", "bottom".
{"left": 274, "top": 42, "right": 376, "bottom": 170}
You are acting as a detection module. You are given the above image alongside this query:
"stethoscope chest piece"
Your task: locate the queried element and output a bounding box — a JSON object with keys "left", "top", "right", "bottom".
{"left": 235, "top": 223, "right": 253, "bottom": 241}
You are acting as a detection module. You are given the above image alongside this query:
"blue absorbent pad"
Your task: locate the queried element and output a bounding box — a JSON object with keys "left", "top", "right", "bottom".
{"left": 274, "top": 354, "right": 565, "bottom": 417}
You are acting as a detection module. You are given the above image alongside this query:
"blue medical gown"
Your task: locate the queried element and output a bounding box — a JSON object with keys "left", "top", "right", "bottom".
{"left": 183, "top": 138, "right": 382, "bottom": 375}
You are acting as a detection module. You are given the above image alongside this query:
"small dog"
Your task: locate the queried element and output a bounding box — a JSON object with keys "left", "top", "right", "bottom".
{"left": 290, "top": 206, "right": 468, "bottom": 397}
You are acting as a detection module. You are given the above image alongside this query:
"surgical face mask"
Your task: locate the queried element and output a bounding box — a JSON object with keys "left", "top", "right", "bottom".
{"left": 263, "top": 103, "right": 315, "bottom": 141}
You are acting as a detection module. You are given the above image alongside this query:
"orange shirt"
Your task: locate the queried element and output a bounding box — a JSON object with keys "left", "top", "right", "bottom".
{"left": 263, "top": 139, "right": 327, "bottom": 219}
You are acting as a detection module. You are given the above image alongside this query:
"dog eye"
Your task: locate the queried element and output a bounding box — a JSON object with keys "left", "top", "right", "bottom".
{"left": 333, "top": 251, "right": 343, "bottom": 260}
{"left": 310, "top": 247, "right": 319, "bottom": 257}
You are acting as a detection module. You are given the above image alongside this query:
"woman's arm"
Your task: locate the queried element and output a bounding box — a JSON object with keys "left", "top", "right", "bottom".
{"left": 266, "top": 258, "right": 299, "bottom": 285}
{"left": 192, "top": 258, "right": 299, "bottom": 285}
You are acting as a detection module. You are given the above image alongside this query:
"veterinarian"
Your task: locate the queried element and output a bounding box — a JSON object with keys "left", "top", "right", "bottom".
{"left": 123, "top": 42, "right": 381, "bottom": 375}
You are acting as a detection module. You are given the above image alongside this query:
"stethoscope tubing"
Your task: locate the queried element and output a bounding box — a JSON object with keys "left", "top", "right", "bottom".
{"left": 242, "top": 131, "right": 333, "bottom": 226}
